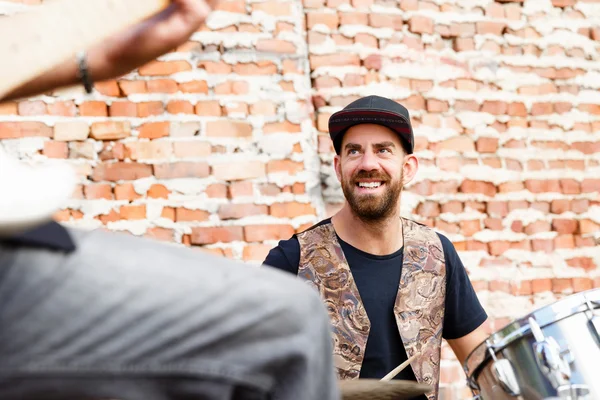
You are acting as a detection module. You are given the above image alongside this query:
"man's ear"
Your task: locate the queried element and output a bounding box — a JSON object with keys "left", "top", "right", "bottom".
{"left": 334, "top": 154, "right": 342, "bottom": 182}
{"left": 402, "top": 154, "right": 419, "bottom": 186}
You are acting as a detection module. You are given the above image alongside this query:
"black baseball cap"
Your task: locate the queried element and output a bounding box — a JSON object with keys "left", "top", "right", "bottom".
{"left": 328, "top": 95, "right": 414, "bottom": 155}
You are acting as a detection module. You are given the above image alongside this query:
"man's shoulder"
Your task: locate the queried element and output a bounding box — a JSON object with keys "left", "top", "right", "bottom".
{"left": 262, "top": 218, "right": 332, "bottom": 274}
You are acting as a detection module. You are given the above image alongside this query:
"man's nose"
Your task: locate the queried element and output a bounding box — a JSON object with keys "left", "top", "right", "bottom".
{"left": 357, "top": 150, "right": 379, "bottom": 171}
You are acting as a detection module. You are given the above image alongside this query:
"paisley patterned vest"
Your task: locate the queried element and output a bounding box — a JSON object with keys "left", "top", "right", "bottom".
{"left": 295, "top": 217, "right": 446, "bottom": 400}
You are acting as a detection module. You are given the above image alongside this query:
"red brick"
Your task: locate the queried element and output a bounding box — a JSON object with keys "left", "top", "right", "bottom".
{"left": 486, "top": 201, "right": 508, "bottom": 217}
{"left": 489, "top": 241, "right": 511, "bottom": 256}
{"left": 460, "top": 180, "right": 497, "bottom": 196}
{"left": 218, "top": 204, "right": 268, "bottom": 220}
{"left": 153, "top": 162, "right": 209, "bottom": 179}
{"left": 90, "top": 121, "right": 131, "bottom": 140}
{"left": 172, "top": 141, "right": 211, "bottom": 158}
{"left": 137, "top": 102, "right": 164, "bottom": 118}
{"left": 114, "top": 183, "right": 142, "bottom": 201}
{"left": 213, "top": 161, "right": 265, "bottom": 181}
{"left": 206, "top": 120, "right": 252, "bottom": 138}
{"left": 47, "top": 101, "right": 76, "bottom": 116}
{"left": 147, "top": 184, "right": 170, "bottom": 199}
{"left": 580, "top": 219, "right": 600, "bottom": 234}
{"left": 195, "top": 101, "right": 222, "bottom": 116}
{"left": 256, "top": 39, "right": 297, "bottom": 54}
{"left": 84, "top": 183, "right": 113, "bottom": 200}
{"left": 476, "top": 137, "right": 499, "bottom": 153}
{"left": 139, "top": 60, "right": 192, "bottom": 76}
{"left": 532, "top": 278, "right": 552, "bottom": 293}
{"left": 252, "top": 1, "right": 291, "bottom": 15}
{"left": 416, "top": 201, "right": 440, "bottom": 217}
{"left": 525, "top": 220, "right": 551, "bottom": 235}
{"left": 109, "top": 101, "right": 137, "bottom": 117}
{"left": 119, "top": 80, "right": 146, "bottom": 95}
{"left": 191, "top": 227, "right": 244, "bottom": 244}
{"left": 552, "top": 0, "right": 575, "bottom": 7}
{"left": 531, "top": 102, "right": 554, "bottom": 115}
{"left": 369, "top": 13, "right": 403, "bottom": 29}
{"left": 139, "top": 122, "right": 170, "bottom": 139}
{"left": 79, "top": 101, "right": 107, "bottom": 116}
{"left": 233, "top": 61, "right": 278, "bottom": 75}
{"left": 552, "top": 278, "right": 572, "bottom": 294}
{"left": 454, "top": 100, "right": 479, "bottom": 112}
{"left": 175, "top": 208, "right": 211, "bottom": 222}
{"left": 510, "top": 280, "right": 532, "bottom": 296}
{"left": 560, "top": 179, "right": 581, "bottom": 194}
{"left": 552, "top": 219, "right": 578, "bottom": 234}
{"left": 270, "top": 202, "right": 316, "bottom": 218}
{"left": 179, "top": 80, "right": 209, "bottom": 94}
{"left": 267, "top": 160, "right": 304, "bottom": 175}
{"left": 43, "top": 141, "right": 68, "bottom": 159}
{"left": 0, "top": 102, "right": 17, "bottom": 115}
{"left": 339, "top": 11, "right": 368, "bottom": 25}
{"left": 307, "top": 11, "right": 339, "bottom": 29}
{"left": 481, "top": 100, "right": 508, "bottom": 115}
{"left": 571, "top": 199, "right": 589, "bottom": 214}
{"left": 454, "top": 37, "right": 475, "bottom": 51}
{"left": 166, "top": 100, "right": 194, "bottom": 115}
{"left": 147, "top": 79, "right": 178, "bottom": 93}
{"left": 119, "top": 205, "right": 146, "bottom": 220}
{"left": 363, "top": 54, "right": 382, "bottom": 71}
{"left": 94, "top": 80, "right": 120, "bottom": 96}
{"left": 126, "top": 141, "right": 172, "bottom": 160}
{"left": 264, "top": 121, "right": 302, "bottom": 134}
{"left": 555, "top": 234, "right": 575, "bottom": 249}
{"left": 567, "top": 257, "right": 596, "bottom": 271}
{"left": 476, "top": 21, "right": 506, "bottom": 35}
{"left": 551, "top": 199, "right": 571, "bottom": 214}
{"left": 408, "top": 15, "right": 434, "bottom": 34}
{"left": 581, "top": 179, "right": 600, "bottom": 193}
{"left": 310, "top": 54, "right": 361, "bottom": 69}
{"left": 92, "top": 162, "right": 153, "bottom": 182}
{"left": 426, "top": 99, "right": 449, "bottom": 113}
{"left": 244, "top": 224, "right": 295, "bottom": 242}
{"left": 243, "top": 244, "right": 273, "bottom": 262}
{"left": 525, "top": 180, "right": 561, "bottom": 193}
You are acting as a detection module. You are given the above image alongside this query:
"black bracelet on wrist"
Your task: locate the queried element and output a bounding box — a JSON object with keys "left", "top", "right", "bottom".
{"left": 76, "top": 51, "right": 94, "bottom": 94}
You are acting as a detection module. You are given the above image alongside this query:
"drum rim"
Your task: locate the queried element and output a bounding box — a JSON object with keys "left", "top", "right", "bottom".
{"left": 463, "top": 288, "right": 600, "bottom": 379}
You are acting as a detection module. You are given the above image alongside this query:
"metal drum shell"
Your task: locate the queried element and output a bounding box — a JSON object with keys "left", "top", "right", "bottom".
{"left": 463, "top": 288, "right": 600, "bottom": 400}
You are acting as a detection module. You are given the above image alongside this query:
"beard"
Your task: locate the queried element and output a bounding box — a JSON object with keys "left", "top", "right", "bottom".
{"left": 340, "top": 169, "right": 403, "bottom": 222}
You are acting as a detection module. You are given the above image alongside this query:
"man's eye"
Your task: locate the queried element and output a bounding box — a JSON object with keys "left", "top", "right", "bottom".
{"left": 379, "top": 148, "right": 390, "bottom": 153}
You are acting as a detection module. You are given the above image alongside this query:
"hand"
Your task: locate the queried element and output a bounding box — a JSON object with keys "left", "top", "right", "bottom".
{"left": 89, "top": 0, "right": 216, "bottom": 81}
{"left": 0, "top": 0, "right": 217, "bottom": 102}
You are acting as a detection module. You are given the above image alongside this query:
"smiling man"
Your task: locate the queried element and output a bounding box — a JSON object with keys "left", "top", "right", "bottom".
{"left": 262, "top": 95, "right": 489, "bottom": 400}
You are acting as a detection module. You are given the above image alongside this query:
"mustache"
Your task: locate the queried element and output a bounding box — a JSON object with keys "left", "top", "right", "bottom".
{"left": 351, "top": 171, "right": 390, "bottom": 181}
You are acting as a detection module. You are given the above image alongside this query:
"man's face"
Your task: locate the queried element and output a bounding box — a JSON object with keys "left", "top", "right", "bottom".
{"left": 334, "top": 124, "right": 409, "bottom": 222}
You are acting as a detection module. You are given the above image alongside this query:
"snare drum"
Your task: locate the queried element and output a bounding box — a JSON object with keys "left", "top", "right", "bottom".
{"left": 464, "top": 288, "right": 600, "bottom": 400}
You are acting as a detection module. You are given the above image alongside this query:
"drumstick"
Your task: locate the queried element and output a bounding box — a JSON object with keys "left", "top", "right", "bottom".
{"left": 380, "top": 352, "right": 420, "bottom": 381}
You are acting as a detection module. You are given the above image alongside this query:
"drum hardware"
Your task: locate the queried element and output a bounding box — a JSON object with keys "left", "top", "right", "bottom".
{"left": 465, "top": 289, "right": 600, "bottom": 400}
{"left": 555, "top": 383, "right": 591, "bottom": 400}
{"left": 529, "top": 317, "right": 573, "bottom": 389}
{"left": 485, "top": 339, "right": 521, "bottom": 397}
{"left": 583, "top": 295, "right": 600, "bottom": 347}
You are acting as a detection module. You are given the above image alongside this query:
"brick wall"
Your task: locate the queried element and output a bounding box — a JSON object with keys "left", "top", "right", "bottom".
{"left": 1, "top": 0, "right": 600, "bottom": 398}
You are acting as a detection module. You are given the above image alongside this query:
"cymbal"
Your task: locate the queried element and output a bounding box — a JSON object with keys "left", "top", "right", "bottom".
{"left": 339, "top": 379, "right": 432, "bottom": 400}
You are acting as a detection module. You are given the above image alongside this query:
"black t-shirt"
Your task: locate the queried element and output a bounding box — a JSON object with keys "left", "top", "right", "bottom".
{"left": 262, "top": 218, "right": 487, "bottom": 391}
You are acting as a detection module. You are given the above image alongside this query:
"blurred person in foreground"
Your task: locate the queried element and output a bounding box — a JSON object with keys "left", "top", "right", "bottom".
{"left": 0, "top": 1, "right": 340, "bottom": 399}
